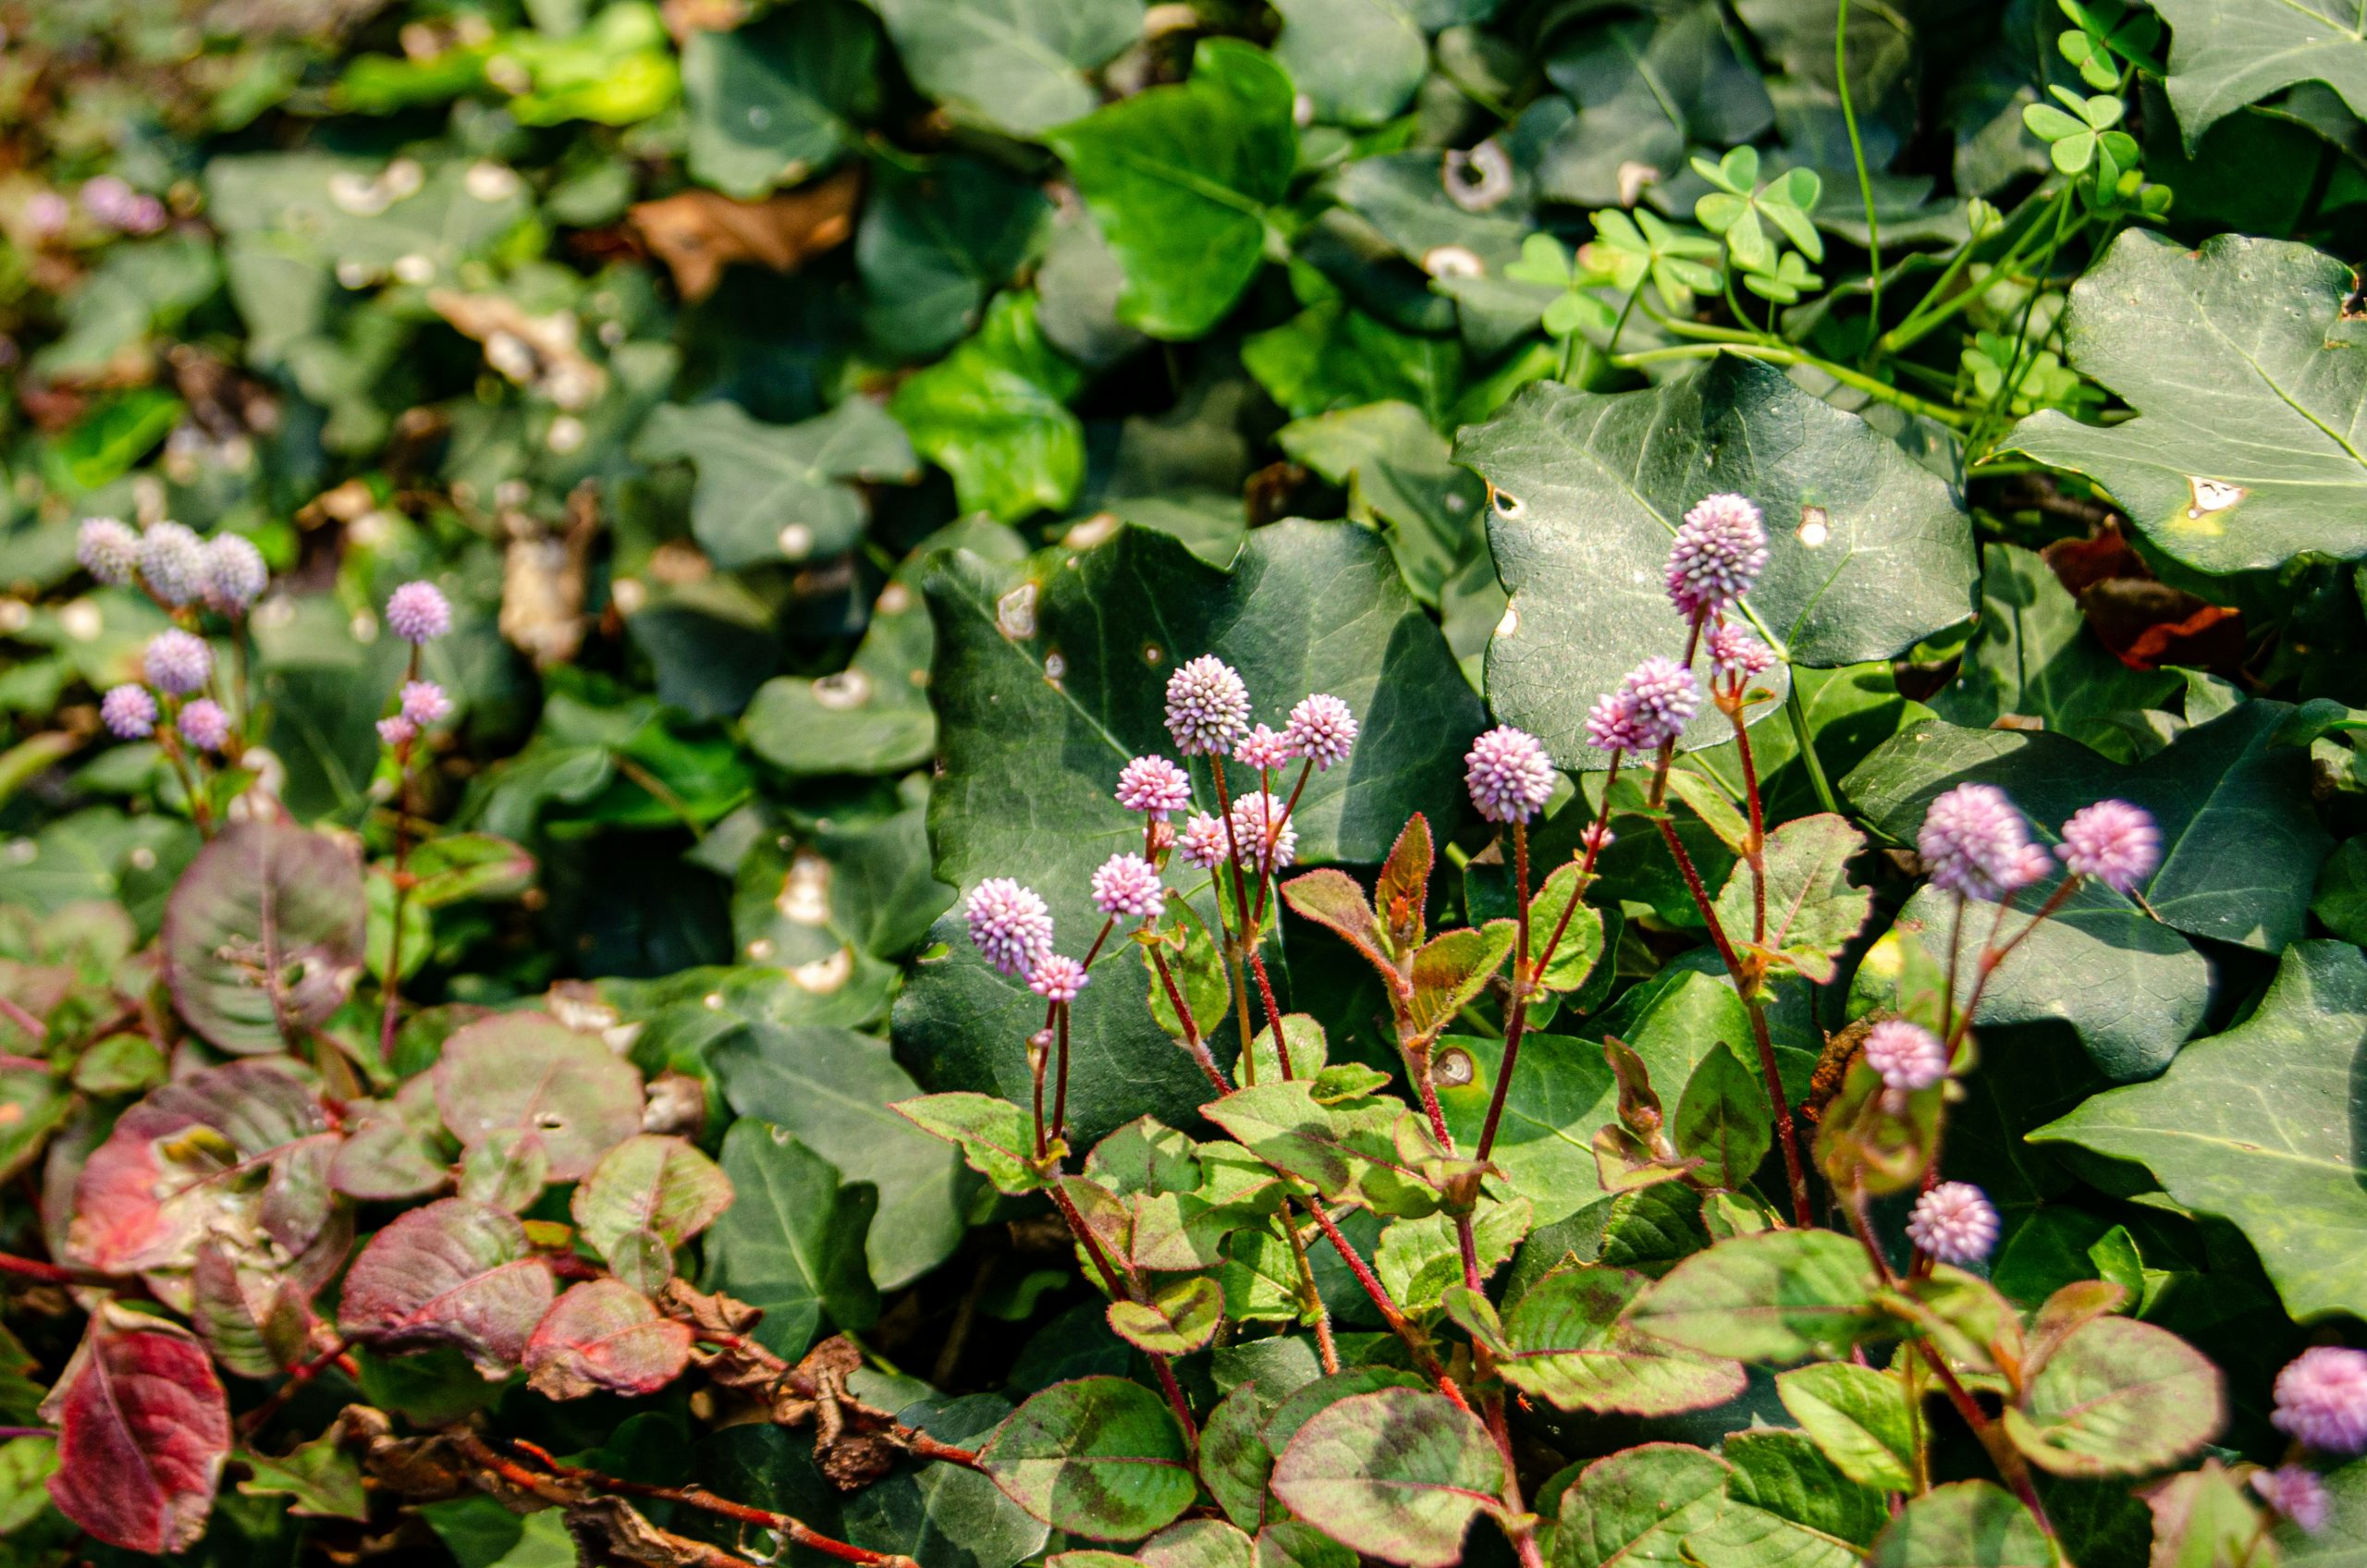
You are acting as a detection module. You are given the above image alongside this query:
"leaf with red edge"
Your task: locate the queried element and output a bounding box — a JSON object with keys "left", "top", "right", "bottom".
{"left": 432, "top": 1012, "right": 644, "bottom": 1182}
{"left": 337, "top": 1197, "right": 556, "bottom": 1376}
{"left": 1281, "top": 869, "right": 1397, "bottom": 985}
{"left": 570, "top": 1134, "right": 733, "bottom": 1292}
{"left": 163, "top": 820, "right": 365, "bottom": 1055}
{"left": 40, "top": 1306, "right": 230, "bottom": 1554}
{"left": 67, "top": 1057, "right": 334, "bottom": 1276}
{"left": 523, "top": 1280, "right": 694, "bottom": 1400}
{"left": 1373, "top": 815, "right": 1433, "bottom": 953}
{"left": 330, "top": 1077, "right": 449, "bottom": 1201}
{"left": 1404, "top": 925, "right": 1515, "bottom": 1043}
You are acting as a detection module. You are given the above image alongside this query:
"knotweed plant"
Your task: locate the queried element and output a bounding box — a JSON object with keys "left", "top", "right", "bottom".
{"left": 889, "top": 493, "right": 2300, "bottom": 1568}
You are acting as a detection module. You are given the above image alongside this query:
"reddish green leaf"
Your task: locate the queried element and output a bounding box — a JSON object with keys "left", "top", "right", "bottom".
{"left": 432, "top": 1011, "right": 644, "bottom": 1182}
{"left": 2001, "top": 1315, "right": 2223, "bottom": 1477}
{"left": 40, "top": 1308, "right": 229, "bottom": 1554}
{"left": 1282, "top": 868, "right": 1398, "bottom": 985}
{"left": 896, "top": 1091, "right": 1049, "bottom": 1194}
{"left": 1863, "top": 1481, "right": 2049, "bottom": 1568}
{"left": 1269, "top": 1390, "right": 1502, "bottom": 1568}
{"left": 981, "top": 1376, "right": 1197, "bottom": 1539}
{"left": 1107, "top": 1276, "right": 1224, "bottom": 1355}
{"left": 67, "top": 1056, "right": 333, "bottom": 1275}
{"left": 1498, "top": 1266, "right": 1747, "bottom": 1416}
{"left": 1551, "top": 1442, "right": 1729, "bottom": 1568}
{"left": 523, "top": 1280, "right": 694, "bottom": 1400}
{"left": 1405, "top": 925, "right": 1515, "bottom": 1042}
{"left": 1374, "top": 815, "right": 1434, "bottom": 953}
{"left": 162, "top": 820, "right": 365, "bottom": 1055}
{"left": 405, "top": 833, "right": 537, "bottom": 908}
{"left": 337, "top": 1196, "right": 556, "bottom": 1375}
{"left": 571, "top": 1133, "right": 733, "bottom": 1292}
{"left": 1625, "top": 1229, "right": 1883, "bottom": 1363}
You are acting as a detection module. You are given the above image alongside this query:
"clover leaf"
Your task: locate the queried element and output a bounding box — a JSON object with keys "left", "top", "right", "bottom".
{"left": 1689, "top": 146, "right": 1822, "bottom": 274}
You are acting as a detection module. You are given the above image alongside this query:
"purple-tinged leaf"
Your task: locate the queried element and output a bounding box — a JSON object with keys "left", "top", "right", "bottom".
{"left": 67, "top": 1057, "right": 333, "bottom": 1276}
{"left": 432, "top": 1011, "right": 644, "bottom": 1182}
{"left": 1373, "top": 815, "right": 1433, "bottom": 955}
{"left": 2000, "top": 1314, "right": 2223, "bottom": 1477}
{"left": 523, "top": 1280, "right": 694, "bottom": 1400}
{"left": 1107, "top": 1276, "right": 1223, "bottom": 1355}
{"left": 1269, "top": 1389, "right": 1502, "bottom": 1568}
{"left": 1281, "top": 869, "right": 1398, "bottom": 986}
{"left": 457, "top": 1129, "right": 550, "bottom": 1212}
{"left": 1551, "top": 1442, "right": 1729, "bottom": 1568}
{"left": 192, "top": 1238, "right": 319, "bottom": 1379}
{"left": 163, "top": 820, "right": 365, "bottom": 1054}
{"left": 1404, "top": 925, "right": 1515, "bottom": 1043}
{"left": 1863, "top": 1480, "right": 2049, "bottom": 1568}
{"left": 337, "top": 1196, "right": 556, "bottom": 1375}
{"left": 40, "top": 1307, "right": 230, "bottom": 1554}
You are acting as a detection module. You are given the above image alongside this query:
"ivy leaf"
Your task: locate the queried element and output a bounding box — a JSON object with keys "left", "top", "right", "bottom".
{"left": 2000, "top": 1314, "right": 2222, "bottom": 1477}
{"left": 1269, "top": 1389, "right": 1502, "bottom": 1568}
{"left": 1549, "top": 1442, "right": 1729, "bottom": 1568}
{"left": 2002, "top": 231, "right": 2367, "bottom": 574}
{"left": 981, "top": 1378, "right": 1198, "bottom": 1540}
{"left": 570, "top": 1134, "right": 734, "bottom": 1292}
{"left": 337, "top": 1197, "right": 556, "bottom": 1375}
{"left": 899, "top": 520, "right": 1480, "bottom": 1145}
{"left": 522, "top": 1280, "right": 695, "bottom": 1401}
{"left": 1929, "top": 543, "right": 2181, "bottom": 756}
{"left": 681, "top": 2, "right": 877, "bottom": 198}
{"left": 1670, "top": 1044, "right": 1772, "bottom": 1192}
{"left": 876, "top": 0, "right": 1141, "bottom": 138}
{"left": 705, "top": 1120, "right": 879, "bottom": 1358}
{"left": 1436, "top": 1030, "right": 1613, "bottom": 1227}
{"left": 713, "top": 1022, "right": 972, "bottom": 1291}
{"left": 2149, "top": 0, "right": 2367, "bottom": 147}
{"left": 1045, "top": 39, "right": 1295, "bottom": 339}
{"left": 1497, "top": 1265, "right": 1747, "bottom": 1416}
{"left": 162, "top": 820, "right": 366, "bottom": 1055}
{"left": 432, "top": 1011, "right": 644, "bottom": 1182}
{"left": 1270, "top": 0, "right": 1449, "bottom": 128}
{"left": 1625, "top": 1229, "right": 1882, "bottom": 1363}
{"left": 41, "top": 1309, "right": 230, "bottom": 1555}
{"left": 1711, "top": 814, "right": 1870, "bottom": 985}
{"left": 1863, "top": 1481, "right": 2050, "bottom": 1568}
{"left": 1108, "top": 1277, "right": 1226, "bottom": 1355}
{"left": 1775, "top": 1363, "right": 1914, "bottom": 1493}
{"left": 890, "top": 291, "right": 1085, "bottom": 523}
{"left": 2031, "top": 939, "right": 2367, "bottom": 1324}
{"left": 633, "top": 397, "right": 915, "bottom": 570}
{"left": 1458, "top": 361, "right": 1973, "bottom": 766}
{"left": 1846, "top": 704, "right": 2329, "bottom": 1077}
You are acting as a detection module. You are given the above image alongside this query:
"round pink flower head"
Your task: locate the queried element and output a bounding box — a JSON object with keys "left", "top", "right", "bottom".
{"left": 1027, "top": 955, "right": 1089, "bottom": 1004}
{"left": 1116, "top": 755, "right": 1193, "bottom": 819}
{"left": 1466, "top": 725, "right": 1555, "bottom": 824}
{"left": 1228, "top": 791, "right": 1299, "bottom": 873}
{"left": 24, "top": 190, "right": 68, "bottom": 239}
{"left": 1165, "top": 655, "right": 1250, "bottom": 757}
{"left": 1585, "top": 690, "right": 1648, "bottom": 755}
{"left": 1092, "top": 853, "right": 1167, "bottom": 921}
{"left": 1919, "top": 783, "right": 2048, "bottom": 901}
{"left": 1667, "top": 493, "right": 1769, "bottom": 621}
{"left": 99, "top": 684, "right": 155, "bottom": 740}
{"left": 2251, "top": 1465, "right": 2331, "bottom": 1534}
{"left": 1706, "top": 622, "right": 1777, "bottom": 680}
{"left": 386, "top": 581, "right": 451, "bottom": 644}
{"left": 1178, "top": 811, "right": 1231, "bottom": 871}
{"left": 120, "top": 195, "right": 168, "bottom": 236}
{"left": 400, "top": 680, "right": 451, "bottom": 728}
{"left": 1284, "top": 693, "right": 1357, "bottom": 771}
{"left": 1907, "top": 1181, "right": 1999, "bottom": 1266}
{"left": 80, "top": 176, "right": 137, "bottom": 227}
{"left": 2274, "top": 1346, "right": 2367, "bottom": 1456}
{"left": 1862, "top": 1019, "right": 1948, "bottom": 1092}
{"left": 964, "top": 878, "right": 1055, "bottom": 979}
{"left": 177, "top": 698, "right": 230, "bottom": 753}
{"left": 202, "top": 533, "right": 267, "bottom": 613}
{"left": 144, "top": 629, "right": 211, "bottom": 695}
{"left": 1619, "top": 656, "right": 1701, "bottom": 751}
{"left": 2057, "top": 799, "right": 2159, "bottom": 894}
{"left": 377, "top": 716, "right": 416, "bottom": 747}
{"left": 76, "top": 517, "right": 140, "bottom": 586}
{"left": 1235, "top": 724, "right": 1293, "bottom": 772}
{"left": 138, "top": 521, "right": 206, "bottom": 606}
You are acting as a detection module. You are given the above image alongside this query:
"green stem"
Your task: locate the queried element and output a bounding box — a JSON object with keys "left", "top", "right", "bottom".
{"left": 1784, "top": 677, "right": 1842, "bottom": 815}
{"left": 1611, "top": 343, "right": 1969, "bottom": 427}
{"left": 1836, "top": 0, "right": 1883, "bottom": 345}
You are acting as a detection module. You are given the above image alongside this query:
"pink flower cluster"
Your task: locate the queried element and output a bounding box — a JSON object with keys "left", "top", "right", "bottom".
{"left": 1919, "top": 786, "right": 2162, "bottom": 902}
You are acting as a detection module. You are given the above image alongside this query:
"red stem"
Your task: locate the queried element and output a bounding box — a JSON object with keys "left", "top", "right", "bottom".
{"left": 378, "top": 644, "right": 423, "bottom": 1062}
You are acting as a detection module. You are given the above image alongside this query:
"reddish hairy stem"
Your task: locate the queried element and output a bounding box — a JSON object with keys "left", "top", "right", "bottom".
{"left": 1147, "top": 945, "right": 1231, "bottom": 1095}
{"left": 1282, "top": 1200, "right": 1341, "bottom": 1374}
{"left": 0, "top": 1251, "right": 84, "bottom": 1284}
{"left": 1049, "top": 1180, "right": 1199, "bottom": 1441}
{"left": 378, "top": 643, "right": 423, "bottom": 1062}
{"left": 1305, "top": 1197, "right": 1445, "bottom": 1382}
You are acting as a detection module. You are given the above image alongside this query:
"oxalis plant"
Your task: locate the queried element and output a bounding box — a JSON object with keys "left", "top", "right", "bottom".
{"left": 887, "top": 495, "right": 2354, "bottom": 1568}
